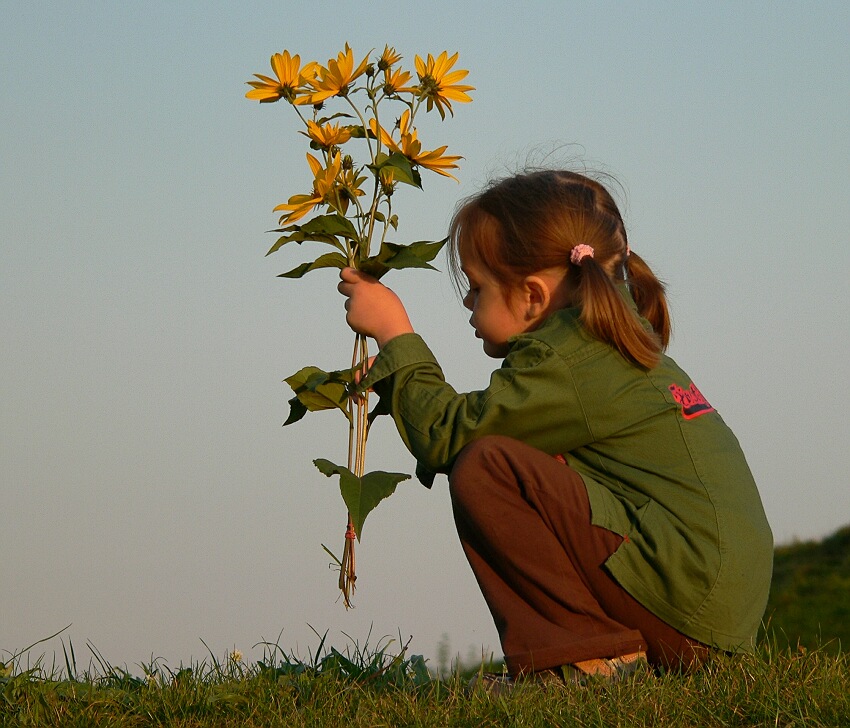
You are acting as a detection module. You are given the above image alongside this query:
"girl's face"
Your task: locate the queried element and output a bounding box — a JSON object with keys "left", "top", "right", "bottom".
{"left": 461, "top": 257, "right": 529, "bottom": 359}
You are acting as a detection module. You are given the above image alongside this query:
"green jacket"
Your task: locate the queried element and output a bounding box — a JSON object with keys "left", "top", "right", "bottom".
{"left": 364, "top": 306, "right": 773, "bottom": 651}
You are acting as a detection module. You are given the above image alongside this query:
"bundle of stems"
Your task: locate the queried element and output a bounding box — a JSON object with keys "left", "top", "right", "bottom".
{"left": 341, "top": 334, "right": 370, "bottom": 607}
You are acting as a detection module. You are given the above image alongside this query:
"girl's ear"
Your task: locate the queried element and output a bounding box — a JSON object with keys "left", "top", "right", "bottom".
{"left": 521, "top": 275, "right": 552, "bottom": 321}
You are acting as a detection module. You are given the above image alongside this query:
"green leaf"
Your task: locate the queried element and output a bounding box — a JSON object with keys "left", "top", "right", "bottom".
{"left": 278, "top": 251, "right": 347, "bottom": 279}
{"left": 283, "top": 366, "right": 353, "bottom": 423}
{"left": 359, "top": 238, "right": 447, "bottom": 279}
{"left": 283, "top": 396, "right": 309, "bottom": 426}
{"left": 313, "top": 459, "right": 410, "bottom": 540}
{"left": 384, "top": 152, "right": 422, "bottom": 188}
{"left": 369, "top": 152, "right": 422, "bottom": 188}
{"left": 347, "top": 124, "right": 377, "bottom": 140}
{"left": 266, "top": 214, "right": 360, "bottom": 256}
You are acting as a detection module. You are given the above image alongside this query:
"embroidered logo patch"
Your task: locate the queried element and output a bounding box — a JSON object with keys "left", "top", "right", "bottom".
{"left": 669, "top": 382, "right": 715, "bottom": 420}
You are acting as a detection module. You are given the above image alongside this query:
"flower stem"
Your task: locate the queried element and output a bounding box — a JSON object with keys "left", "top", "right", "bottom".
{"left": 340, "top": 332, "right": 370, "bottom": 608}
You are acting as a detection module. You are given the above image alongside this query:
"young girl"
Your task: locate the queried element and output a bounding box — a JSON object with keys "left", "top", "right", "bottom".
{"left": 338, "top": 169, "right": 773, "bottom": 686}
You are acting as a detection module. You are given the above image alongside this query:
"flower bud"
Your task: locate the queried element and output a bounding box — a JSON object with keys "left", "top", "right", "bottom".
{"left": 380, "top": 168, "right": 395, "bottom": 196}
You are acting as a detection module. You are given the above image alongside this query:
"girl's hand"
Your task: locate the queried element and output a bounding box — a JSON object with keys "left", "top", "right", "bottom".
{"left": 337, "top": 268, "right": 414, "bottom": 348}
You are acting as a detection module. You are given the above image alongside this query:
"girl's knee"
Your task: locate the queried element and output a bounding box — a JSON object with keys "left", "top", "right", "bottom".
{"left": 449, "top": 435, "right": 515, "bottom": 502}
{"left": 451, "top": 435, "right": 512, "bottom": 475}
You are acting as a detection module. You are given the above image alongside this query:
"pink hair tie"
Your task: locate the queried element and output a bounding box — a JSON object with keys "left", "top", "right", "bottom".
{"left": 570, "top": 244, "right": 595, "bottom": 265}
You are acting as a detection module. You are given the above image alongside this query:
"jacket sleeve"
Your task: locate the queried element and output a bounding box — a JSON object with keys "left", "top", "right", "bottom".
{"left": 361, "top": 333, "right": 594, "bottom": 485}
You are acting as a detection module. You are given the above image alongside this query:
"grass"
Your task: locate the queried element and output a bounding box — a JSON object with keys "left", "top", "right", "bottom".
{"left": 2, "top": 631, "right": 848, "bottom": 727}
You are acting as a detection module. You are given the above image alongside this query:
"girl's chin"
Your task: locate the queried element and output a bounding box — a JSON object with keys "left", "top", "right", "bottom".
{"left": 481, "top": 340, "right": 509, "bottom": 359}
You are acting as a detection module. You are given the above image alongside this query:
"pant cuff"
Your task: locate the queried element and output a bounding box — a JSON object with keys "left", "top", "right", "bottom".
{"left": 505, "top": 630, "right": 646, "bottom": 675}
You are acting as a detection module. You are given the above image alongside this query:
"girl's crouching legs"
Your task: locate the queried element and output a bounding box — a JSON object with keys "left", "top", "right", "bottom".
{"left": 449, "top": 435, "right": 707, "bottom": 677}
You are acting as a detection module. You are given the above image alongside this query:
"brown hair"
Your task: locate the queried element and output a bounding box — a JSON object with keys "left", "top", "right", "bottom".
{"left": 448, "top": 169, "right": 670, "bottom": 369}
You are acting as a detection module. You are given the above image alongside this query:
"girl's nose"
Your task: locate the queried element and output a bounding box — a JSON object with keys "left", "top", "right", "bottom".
{"left": 462, "top": 292, "right": 473, "bottom": 311}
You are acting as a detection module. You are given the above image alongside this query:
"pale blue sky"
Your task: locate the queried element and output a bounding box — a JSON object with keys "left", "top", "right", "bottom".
{"left": 2, "top": 1, "right": 849, "bottom": 672}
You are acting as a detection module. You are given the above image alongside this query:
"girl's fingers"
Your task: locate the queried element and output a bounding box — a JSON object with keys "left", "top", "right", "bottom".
{"left": 340, "top": 267, "right": 379, "bottom": 284}
{"left": 338, "top": 268, "right": 368, "bottom": 297}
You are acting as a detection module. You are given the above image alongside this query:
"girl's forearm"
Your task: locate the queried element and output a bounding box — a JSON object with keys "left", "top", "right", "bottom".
{"left": 373, "top": 314, "right": 414, "bottom": 349}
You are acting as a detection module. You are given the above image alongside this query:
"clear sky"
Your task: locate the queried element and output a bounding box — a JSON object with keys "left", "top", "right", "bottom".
{"left": 2, "top": 1, "right": 849, "bottom": 673}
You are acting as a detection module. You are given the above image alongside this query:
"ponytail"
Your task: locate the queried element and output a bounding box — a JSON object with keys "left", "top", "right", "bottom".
{"left": 626, "top": 250, "right": 671, "bottom": 349}
{"left": 575, "top": 255, "right": 665, "bottom": 369}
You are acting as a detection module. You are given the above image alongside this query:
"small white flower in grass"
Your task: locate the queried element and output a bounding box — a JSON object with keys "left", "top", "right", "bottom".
{"left": 230, "top": 649, "right": 243, "bottom": 664}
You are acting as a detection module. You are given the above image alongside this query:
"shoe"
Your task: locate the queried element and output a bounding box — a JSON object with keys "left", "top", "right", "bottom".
{"left": 467, "top": 651, "right": 648, "bottom": 695}
{"left": 560, "top": 650, "right": 648, "bottom": 685}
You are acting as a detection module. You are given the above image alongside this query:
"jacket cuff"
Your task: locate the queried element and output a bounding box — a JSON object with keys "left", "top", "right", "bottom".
{"left": 360, "top": 333, "right": 439, "bottom": 388}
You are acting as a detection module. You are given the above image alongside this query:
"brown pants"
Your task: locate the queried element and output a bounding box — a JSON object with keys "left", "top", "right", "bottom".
{"left": 449, "top": 435, "right": 709, "bottom": 676}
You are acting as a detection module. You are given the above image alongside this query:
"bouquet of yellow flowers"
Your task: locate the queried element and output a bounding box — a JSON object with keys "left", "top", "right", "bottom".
{"left": 246, "top": 45, "right": 473, "bottom": 606}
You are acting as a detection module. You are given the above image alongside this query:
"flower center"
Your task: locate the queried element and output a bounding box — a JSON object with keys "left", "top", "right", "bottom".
{"left": 419, "top": 75, "right": 440, "bottom": 95}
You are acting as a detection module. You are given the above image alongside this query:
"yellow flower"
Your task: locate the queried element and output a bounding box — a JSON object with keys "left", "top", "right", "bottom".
{"left": 408, "top": 143, "right": 463, "bottom": 181}
{"left": 340, "top": 167, "right": 368, "bottom": 205}
{"left": 382, "top": 67, "right": 416, "bottom": 96}
{"left": 414, "top": 51, "right": 474, "bottom": 119}
{"left": 274, "top": 152, "right": 364, "bottom": 225}
{"left": 370, "top": 110, "right": 462, "bottom": 181}
{"left": 303, "top": 120, "right": 352, "bottom": 149}
{"left": 308, "top": 44, "right": 371, "bottom": 104}
{"left": 245, "top": 51, "right": 317, "bottom": 105}
{"left": 274, "top": 152, "right": 342, "bottom": 225}
{"left": 377, "top": 45, "right": 402, "bottom": 71}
